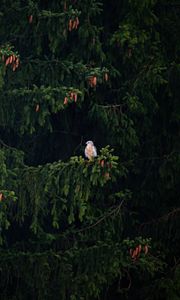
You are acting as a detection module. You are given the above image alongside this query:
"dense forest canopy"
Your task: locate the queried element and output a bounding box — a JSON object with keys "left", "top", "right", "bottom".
{"left": 0, "top": 0, "right": 179, "bottom": 299}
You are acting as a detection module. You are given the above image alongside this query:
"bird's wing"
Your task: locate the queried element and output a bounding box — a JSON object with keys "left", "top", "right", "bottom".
{"left": 93, "top": 146, "right": 97, "bottom": 157}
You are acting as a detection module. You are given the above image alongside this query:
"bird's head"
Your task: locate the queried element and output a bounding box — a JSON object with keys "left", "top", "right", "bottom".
{"left": 86, "top": 141, "right": 94, "bottom": 145}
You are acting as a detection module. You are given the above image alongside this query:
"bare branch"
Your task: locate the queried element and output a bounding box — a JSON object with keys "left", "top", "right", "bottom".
{"left": 139, "top": 207, "right": 180, "bottom": 231}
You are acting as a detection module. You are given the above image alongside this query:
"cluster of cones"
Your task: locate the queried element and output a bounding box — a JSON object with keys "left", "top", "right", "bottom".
{"left": 29, "top": 15, "right": 33, "bottom": 24}
{"left": 28, "top": 13, "right": 79, "bottom": 32}
{"left": 98, "top": 159, "right": 112, "bottom": 169}
{"left": 35, "top": 104, "right": 40, "bottom": 112}
{"left": 64, "top": 91, "right": 78, "bottom": 105}
{"left": 68, "top": 17, "right": 79, "bottom": 31}
{"left": 88, "top": 73, "right": 109, "bottom": 88}
{"left": 88, "top": 76, "right": 97, "bottom": 87}
{"left": 35, "top": 91, "right": 78, "bottom": 112}
{"left": 0, "top": 193, "right": 4, "bottom": 202}
{"left": 1, "top": 54, "right": 20, "bottom": 71}
{"left": 130, "top": 244, "right": 148, "bottom": 260}
{"left": 98, "top": 160, "right": 112, "bottom": 180}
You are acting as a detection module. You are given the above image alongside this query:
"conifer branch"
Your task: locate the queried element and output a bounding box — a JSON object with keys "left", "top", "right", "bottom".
{"left": 97, "top": 104, "right": 124, "bottom": 109}
{"left": 121, "top": 151, "right": 179, "bottom": 166}
{"left": 77, "top": 200, "right": 125, "bottom": 233}
{"left": 0, "top": 139, "right": 18, "bottom": 151}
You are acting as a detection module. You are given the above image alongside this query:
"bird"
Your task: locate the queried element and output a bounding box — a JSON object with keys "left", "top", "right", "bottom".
{"left": 85, "top": 141, "right": 97, "bottom": 160}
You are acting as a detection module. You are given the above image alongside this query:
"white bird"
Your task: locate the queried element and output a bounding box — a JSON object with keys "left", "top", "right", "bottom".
{"left": 85, "top": 141, "right": 97, "bottom": 160}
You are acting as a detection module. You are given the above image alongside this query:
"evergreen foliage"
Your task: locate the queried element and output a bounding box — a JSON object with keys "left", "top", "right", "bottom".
{"left": 0, "top": 0, "right": 179, "bottom": 299}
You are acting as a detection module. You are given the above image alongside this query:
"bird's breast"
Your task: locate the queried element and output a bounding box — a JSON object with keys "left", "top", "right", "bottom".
{"left": 86, "top": 144, "right": 94, "bottom": 158}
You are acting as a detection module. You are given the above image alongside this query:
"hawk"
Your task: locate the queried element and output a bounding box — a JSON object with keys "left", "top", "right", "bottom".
{"left": 85, "top": 141, "right": 97, "bottom": 160}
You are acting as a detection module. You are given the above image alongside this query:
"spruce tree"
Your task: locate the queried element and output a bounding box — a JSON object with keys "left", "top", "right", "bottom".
{"left": 0, "top": 0, "right": 179, "bottom": 299}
